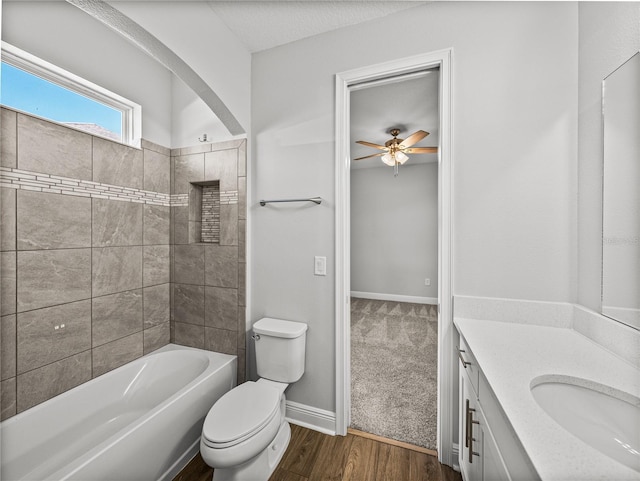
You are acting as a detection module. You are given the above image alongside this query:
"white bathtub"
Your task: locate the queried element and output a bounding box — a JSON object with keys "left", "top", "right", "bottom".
{"left": 1, "top": 344, "right": 236, "bottom": 481}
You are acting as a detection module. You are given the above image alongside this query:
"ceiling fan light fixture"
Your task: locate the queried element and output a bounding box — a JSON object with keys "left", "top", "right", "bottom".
{"left": 381, "top": 153, "right": 395, "bottom": 166}
{"left": 395, "top": 151, "right": 409, "bottom": 164}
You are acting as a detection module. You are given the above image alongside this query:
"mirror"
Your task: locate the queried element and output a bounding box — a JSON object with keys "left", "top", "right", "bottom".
{"left": 602, "top": 52, "right": 640, "bottom": 330}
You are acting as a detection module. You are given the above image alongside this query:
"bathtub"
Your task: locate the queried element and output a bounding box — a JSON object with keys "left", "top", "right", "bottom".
{"left": 1, "top": 344, "right": 236, "bottom": 481}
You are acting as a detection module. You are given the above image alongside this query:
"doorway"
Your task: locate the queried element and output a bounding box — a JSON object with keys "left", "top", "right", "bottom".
{"left": 334, "top": 49, "right": 454, "bottom": 465}
{"left": 349, "top": 71, "right": 439, "bottom": 449}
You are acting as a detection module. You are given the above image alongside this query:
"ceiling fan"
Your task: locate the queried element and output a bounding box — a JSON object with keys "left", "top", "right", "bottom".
{"left": 354, "top": 128, "right": 438, "bottom": 176}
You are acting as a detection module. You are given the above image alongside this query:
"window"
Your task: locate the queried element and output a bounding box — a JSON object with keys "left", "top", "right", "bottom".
{"left": 1, "top": 42, "right": 141, "bottom": 147}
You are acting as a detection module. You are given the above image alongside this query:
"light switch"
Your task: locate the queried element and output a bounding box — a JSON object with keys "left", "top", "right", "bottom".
{"left": 314, "top": 256, "right": 327, "bottom": 276}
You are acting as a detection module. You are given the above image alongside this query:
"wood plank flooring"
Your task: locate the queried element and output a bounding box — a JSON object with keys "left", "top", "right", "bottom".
{"left": 173, "top": 424, "right": 461, "bottom": 481}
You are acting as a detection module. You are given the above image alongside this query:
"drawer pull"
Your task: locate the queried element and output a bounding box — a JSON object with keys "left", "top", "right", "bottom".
{"left": 457, "top": 347, "right": 472, "bottom": 368}
{"left": 466, "top": 400, "right": 481, "bottom": 463}
{"left": 465, "top": 399, "right": 471, "bottom": 447}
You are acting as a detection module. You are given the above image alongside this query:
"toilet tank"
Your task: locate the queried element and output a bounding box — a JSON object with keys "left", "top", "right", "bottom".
{"left": 253, "top": 318, "right": 307, "bottom": 383}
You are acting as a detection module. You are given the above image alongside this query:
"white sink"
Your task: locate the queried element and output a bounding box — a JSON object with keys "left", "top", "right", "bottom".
{"left": 530, "top": 375, "right": 640, "bottom": 473}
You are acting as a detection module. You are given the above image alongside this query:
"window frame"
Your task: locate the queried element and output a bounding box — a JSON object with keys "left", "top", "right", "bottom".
{"left": 1, "top": 41, "right": 142, "bottom": 147}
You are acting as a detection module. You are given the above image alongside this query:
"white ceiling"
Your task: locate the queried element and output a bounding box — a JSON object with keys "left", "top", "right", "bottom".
{"left": 350, "top": 70, "right": 440, "bottom": 170}
{"left": 206, "top": 1, "right": 425, "bottom": 53}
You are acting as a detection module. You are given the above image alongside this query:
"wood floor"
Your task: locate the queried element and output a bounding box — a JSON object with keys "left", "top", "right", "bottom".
{"left": 173, "top": 424, "right": 461, "bottom": 481}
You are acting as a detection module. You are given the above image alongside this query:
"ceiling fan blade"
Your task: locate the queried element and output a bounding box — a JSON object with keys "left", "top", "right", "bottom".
{"left": 356, "top": 140, "right": 388, "bottom": 150}
{"left": 404, "top": 146, "right": 438, "bottom": 154}
{"left": 353, "top": 153, "right": 385, "bottom": 161}
{"left": 399, "top": 130, "right": 429, "bottom": 149}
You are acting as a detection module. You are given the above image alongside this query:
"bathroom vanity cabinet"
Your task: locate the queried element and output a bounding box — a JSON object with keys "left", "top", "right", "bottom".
{"left": 457, "top": 335, "right": 539, "bottom": 481}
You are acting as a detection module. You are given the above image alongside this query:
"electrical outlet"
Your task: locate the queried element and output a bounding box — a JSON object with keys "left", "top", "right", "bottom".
{"left": 425, "top": 278, "right": 431, "bottom": 286}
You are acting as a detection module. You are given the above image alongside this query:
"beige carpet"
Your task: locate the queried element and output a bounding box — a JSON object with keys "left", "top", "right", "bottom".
{"left": 350, "top": 297, "right": 438, "bottom": 450}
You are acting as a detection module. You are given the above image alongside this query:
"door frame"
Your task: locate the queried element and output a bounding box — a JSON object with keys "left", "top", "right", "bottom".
{"left": 334, "top": 48, "right": 454, "bottom": 465}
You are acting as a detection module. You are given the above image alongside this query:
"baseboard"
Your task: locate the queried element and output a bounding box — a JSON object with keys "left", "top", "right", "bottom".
{"left": 285, "top": 400, "right": 336, "bottom": 436}
{"left": 351, "top": 291, "right": 437, "bottom": 305}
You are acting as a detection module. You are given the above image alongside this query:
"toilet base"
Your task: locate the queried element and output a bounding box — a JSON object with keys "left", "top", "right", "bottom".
{"left": 212, "top": 421, "right": 291, "bottom": 481}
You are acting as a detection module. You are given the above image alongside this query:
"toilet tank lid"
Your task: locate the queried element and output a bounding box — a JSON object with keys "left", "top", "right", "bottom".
{"left": 253, "top": 318, "right": 307, "bottom": 338}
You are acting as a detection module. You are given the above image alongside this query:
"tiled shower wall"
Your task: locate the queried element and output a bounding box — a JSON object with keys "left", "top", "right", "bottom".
{"left": 170, "top": 140, "right": 247, "bottom": 385}
{"left": 0, "top": 107, "right": 171, "bottom": 419}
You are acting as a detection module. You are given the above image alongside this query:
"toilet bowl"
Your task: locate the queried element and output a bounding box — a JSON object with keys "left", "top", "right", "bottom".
{"left": 200, "top": 318, "right": 307, "bottom": 481}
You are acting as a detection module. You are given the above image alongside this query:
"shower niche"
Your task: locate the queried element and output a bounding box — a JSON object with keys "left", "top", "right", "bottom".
{"left": 189, "top": 181, "right": 221, "bottom": 244}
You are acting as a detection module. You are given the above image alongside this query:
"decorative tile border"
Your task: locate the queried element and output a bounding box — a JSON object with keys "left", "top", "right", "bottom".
{"left": 171, "top": 194, "right": 189, "bottom": 206}
{"left": 220, "top": 191, "right": 238, "bottom": 205}
{"left": 0, "top": 167, "right": 240, "bottom": 208}
{"left": 170, "top": 190, "right": 238, "bottom": 207}
{"left": 0, "top": 167, "right": 171, "bottom": 206}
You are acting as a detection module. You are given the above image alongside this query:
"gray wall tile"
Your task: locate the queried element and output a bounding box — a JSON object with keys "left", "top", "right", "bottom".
{"left": 238, "top": 176, "right": 246, "bottom": 220}
{"left": 173, "top": 154, "right": 204, "bottom": 195}
{"left": 17, "top": 351, "right": 91, "bottom": 412}
{"left": 204, "top": 245, "right": 238, "bottom": 288}
{"left": 143, "top": 205, "right": 170, "bottom": 245}
{"left": 93, "top": 137, "right": 143, "bottom": 189}
{"left": 17, "top": 114, "right": 92, "bottom": 180}
{"left": 173, "top": 244, "right": 204, "bottom": 285}
{"left": 204, "top": 149, "right": 238, "bottom": 192}
{"left": 1, "top": 108, "right": 17, "bottom": 168}
{"left": 1, "top": 315, "right": 16, "bottom": 380}
{"left": 143, "top": 149, "right": 170, "bottom": 194}
{"left": 17, "top": 190, "right": 91, "bottom": 250}
{"left": 220, "top": 204, "right": 238, "bottom": 246}
{"left": 92, "top": 198, "right": 143, "bottom": 247}
{"left": 143, "top": 284, "right": 170, "bottom": 328}
{"left": 1, "top": 251, "right": 16, "bottom": 316}
{"left": 143, "top": 322, "right": 170, "bottom": 354}
{"left": 17, "top": 249, "right": 91, "bottom": 312}
{"left": 1, "top": 378, "right": 16, "bottom": 420}
{"left": 17, "top": 300, "right": 91, "bottom": 374}
{"left": 239, "top": 220, "right": 246, "bottom": 263}
{"left": 92, "top": 246, "right": 142, "bottom": 297}
{"left": 177, "top": 144, "right": 212, "bottom": 156}
{"left": 172, "top": 206, "right": 189, "bottom": 245}
{"left": 92, "top": 332, "right": 143, "bottom": 378}
{"left": 1, "top": 188, "right": 16, "bottom": 251}
{"left": 174, "top": 322, "right": 204, "bottom": 349}
{"left": 204, "top": 327, "right": 236, "bottom": 355}
{"left": 143, "top": 245, "right": 170, "bottom": 286}
{"left": 141, "top": 139, "right": 170, "bottom": 156}
{"left": 205, "top": 287, "right": 238, "bottom": 331}
{"left": 237, "top": 140, "right": 246, "bottom": 177}
{"left": 238, "top": 263, "right": 246, "bottom": 307}
{"left": 172, "top": 283, "right": 204, "bottom": 326}
{"left": 92, "top": 290, "right": 143, "bottom": 347}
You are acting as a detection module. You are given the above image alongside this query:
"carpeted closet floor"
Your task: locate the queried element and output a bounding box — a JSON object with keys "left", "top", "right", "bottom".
{"left": 350, "top": 297, "right": 438, "bottom": 450}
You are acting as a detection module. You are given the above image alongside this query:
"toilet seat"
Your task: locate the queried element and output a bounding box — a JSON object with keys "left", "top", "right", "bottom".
{"left": 202, "top": 381, "right": 281, "bottom": 449}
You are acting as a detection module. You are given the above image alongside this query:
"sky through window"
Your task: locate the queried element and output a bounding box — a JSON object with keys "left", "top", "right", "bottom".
{"left": 1, "top": 62, "right": 122, "bottom": 140}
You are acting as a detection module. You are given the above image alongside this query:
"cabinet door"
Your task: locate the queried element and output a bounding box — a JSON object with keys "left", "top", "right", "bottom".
{"left": 459, "top": 369, "right": 482, "bottom": 481}
{"left": 479, "top": 410, "right": 511, "bottom": 481}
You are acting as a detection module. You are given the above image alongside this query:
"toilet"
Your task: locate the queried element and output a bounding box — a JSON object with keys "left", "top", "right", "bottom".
{"left": 200, "top": 317, "right": 307, "bottom": 481}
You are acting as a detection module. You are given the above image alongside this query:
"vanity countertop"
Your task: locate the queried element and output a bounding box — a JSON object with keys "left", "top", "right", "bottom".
{"left": 454, "top": 317, "right": 640, "bottom": 481}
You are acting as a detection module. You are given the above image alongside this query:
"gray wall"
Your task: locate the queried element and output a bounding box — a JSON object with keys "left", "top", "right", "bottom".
{"left": 1, "top": 108, "right": 171, "bottom": 419}
{"left": 251, "top": 2, "right": 578, "bottom": 413}
{"left": 351, "top": 163, "right": 438, "bottom": 299}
